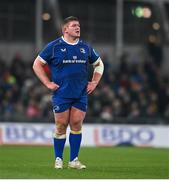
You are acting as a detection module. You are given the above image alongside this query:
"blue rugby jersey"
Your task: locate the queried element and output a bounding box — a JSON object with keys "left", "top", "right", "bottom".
{"left": 39, "top": 37, "right": 100, "bottom": 98}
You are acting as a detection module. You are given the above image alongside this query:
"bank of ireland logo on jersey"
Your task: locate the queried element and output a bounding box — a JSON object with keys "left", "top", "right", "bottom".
{"left": 53, "top": 105, "right": 60, "bottom": 112}
{"left": 73, "top": 56, "right": 77, "bottom": 60}
{"left": 80, "top": 48, "right": 85, "bottom": 54}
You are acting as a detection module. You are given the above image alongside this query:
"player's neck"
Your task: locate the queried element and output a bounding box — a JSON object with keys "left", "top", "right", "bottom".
{"left": 62, "top": 35, "right": 79, "bottom": 45}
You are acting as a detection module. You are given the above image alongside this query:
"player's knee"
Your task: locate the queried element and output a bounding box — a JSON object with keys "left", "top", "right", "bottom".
{"left": 55, "top": 122, "right": 68, "bottom": 135}
{"left": 70, "top": 121, "right": 82, "bottom": 131}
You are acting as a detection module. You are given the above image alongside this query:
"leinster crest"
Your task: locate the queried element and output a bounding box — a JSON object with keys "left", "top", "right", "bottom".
{"left": 80, "top": 48, "right": 85, "bottom": 53}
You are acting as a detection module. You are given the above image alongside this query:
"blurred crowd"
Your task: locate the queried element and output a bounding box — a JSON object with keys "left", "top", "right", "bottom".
{"left": 88, "top": 53, "right": 169, "bottom": 124}
{"left": 0, "top": 54, "right": 53, "bottom": 122}
{"left": 0, "top": 48, "right": 169, "bottom": 124}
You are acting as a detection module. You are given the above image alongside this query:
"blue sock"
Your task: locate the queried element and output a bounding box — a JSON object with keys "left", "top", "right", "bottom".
{"left": 69, "top": 131, "right": 82, "bottom": 161}
{"left": 53, "top": 136, "right": 66, "bottom": 160}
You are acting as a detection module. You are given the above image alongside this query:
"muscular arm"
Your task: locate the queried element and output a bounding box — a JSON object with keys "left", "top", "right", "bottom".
{"left": 87, "top": 58, "right": 104, "bottom": 94}
{"left": 32, "top": 56, "right": 59, "bottom": 91}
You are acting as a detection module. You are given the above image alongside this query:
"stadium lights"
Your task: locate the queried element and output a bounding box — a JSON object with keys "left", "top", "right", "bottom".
{"left": 132, "top": 6, "right": 152, "bottom": 18}
{"left": 152, "top": 22, "right": 160, "bottom": 30}
{"left": 148, "top": 34, "right": 156, "bottom": 43}
{"left": 42, "top": 13, "right": 51, "bottom": 21}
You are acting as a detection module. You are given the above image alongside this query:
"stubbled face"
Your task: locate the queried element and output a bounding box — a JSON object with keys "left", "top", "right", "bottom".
{"left": 64, "top": 20, "right": 80, "bottom": 38}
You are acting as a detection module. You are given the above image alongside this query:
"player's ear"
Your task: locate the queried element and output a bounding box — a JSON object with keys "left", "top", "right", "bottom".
{"left": 62, "top": 25, "right": 68, "bottom": 34}
{"left": 61, "top": 26, "right": 65, "bottom": 34}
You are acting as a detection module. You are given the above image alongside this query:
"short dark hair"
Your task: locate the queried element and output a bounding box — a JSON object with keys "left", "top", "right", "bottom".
{"left": 62, "top": 16, "right": 79, "bottom": 26}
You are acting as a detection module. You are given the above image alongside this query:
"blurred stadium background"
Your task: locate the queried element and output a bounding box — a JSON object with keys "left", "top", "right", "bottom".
{"left": 0, "top": 0, "right": 169, "bottom": 179}
{"left": 0, "top": 0, "right": 169, "bottom": 146}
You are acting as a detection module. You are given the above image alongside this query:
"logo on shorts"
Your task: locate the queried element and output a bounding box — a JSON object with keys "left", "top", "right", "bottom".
{"left": 53, "top": 105, "right": 60, "bottom": 112}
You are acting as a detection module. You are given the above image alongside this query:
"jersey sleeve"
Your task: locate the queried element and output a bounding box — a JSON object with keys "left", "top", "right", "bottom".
{"left": 88, "top": 45, "right": 100, "bottom": 64}
{"left": 38, "top": 42, "right": 53, "bottom": 64}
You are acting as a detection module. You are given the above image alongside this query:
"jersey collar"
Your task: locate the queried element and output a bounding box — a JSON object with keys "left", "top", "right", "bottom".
{"left": 61, "top": 36, "right": 79, "bottom": 45}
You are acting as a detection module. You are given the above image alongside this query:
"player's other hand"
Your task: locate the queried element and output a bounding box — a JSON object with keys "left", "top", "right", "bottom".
{"left": 46, "top": 81, "right": 59, "bottom": 91}
{"left": 87, "top": 81, "right": 98, "bottom": 94}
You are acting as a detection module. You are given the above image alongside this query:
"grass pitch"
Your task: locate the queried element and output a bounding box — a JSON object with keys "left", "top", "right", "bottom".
{"left": 0, "top": 145, "right": 168, "bottom": 179}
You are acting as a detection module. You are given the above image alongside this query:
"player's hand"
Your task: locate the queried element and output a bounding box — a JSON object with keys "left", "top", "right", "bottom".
{"left": 46, "top": 82, "right": 59, "bottom": 91}
{"left": 87, "top": 81, "right": 98, "bottom": 94}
